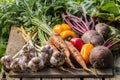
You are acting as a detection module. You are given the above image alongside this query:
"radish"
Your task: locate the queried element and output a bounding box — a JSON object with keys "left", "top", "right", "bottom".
{"left": 62, "top": 12, "right": 104, "bottom": 46}
{"left": 89, "top": 35, "right": 120, "bottom": 68}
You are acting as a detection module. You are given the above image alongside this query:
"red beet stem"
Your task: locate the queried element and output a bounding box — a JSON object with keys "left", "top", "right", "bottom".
{"left": 81, "top": 5, "right": 95, "bottom": 30}
{"left": 90, "top": 17, "right": 95, "bottom": 30}
{"left": 72, "top": 21, "right": 85, "bottom": 34}
{"left": 65, "top": 11, "right": 87, "bottom": 32}
{"left": 67, "top": 14, "right": 89, "bottom": 31}
{"left": 72, "top": 20, "right": 87, "bottom": 32}
{"left": 108, "top": 40, "right": 120, "bottom": 50}
{"left": 81, "top": 5, "right": 88, "bottom": 24}
{"left": 62, "top": 13, "right": 84, "bottom": 34}
{"left": 103, "top": 35, "right": 117, "bottom": 46}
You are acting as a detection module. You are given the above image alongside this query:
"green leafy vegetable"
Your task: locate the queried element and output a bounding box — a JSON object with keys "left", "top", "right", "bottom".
{"left": 101, "top": 1, "right": 119, "bottom": 15}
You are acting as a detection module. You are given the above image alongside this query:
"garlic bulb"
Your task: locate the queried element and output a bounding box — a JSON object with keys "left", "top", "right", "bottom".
{"left": 50, "top": 51, "right": 65, "bottom": 66}
{"left": 39, "top": 45, "right": 53, "bottom": 65}
{"left": 10, "top": 56, "right": 27, "bottom": 72}
{"left": 28, "top": 57, "right": 44, "bottom": 72}
{"left": 1, "top": 55, "right": 12, "bottom": 72}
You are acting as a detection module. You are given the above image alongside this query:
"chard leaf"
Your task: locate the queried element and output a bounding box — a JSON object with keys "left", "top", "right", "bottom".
{"left": 101, "top": 1, "right": 120, "bottom": 15}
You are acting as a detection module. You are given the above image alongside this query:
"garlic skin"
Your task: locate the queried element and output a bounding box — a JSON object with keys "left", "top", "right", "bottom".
{"left": 50, "top": 51, "right": 65, "bottom": 67}
{"left": 19, "top": 45, "right": 36, "bottom": 61}
{"left": 39, "top": 45, "right": 53, "bottom": 65}
{"left": 28, "top": 57, "right": 44, "bottom": 72}
{"left": 10, "top": 56, "right": 27, "bottom": 72}
{"left": 1, "top": 55, "right": 12, "bottom": 72}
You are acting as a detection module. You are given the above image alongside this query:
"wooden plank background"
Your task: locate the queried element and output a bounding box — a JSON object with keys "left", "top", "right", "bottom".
{"left": 2, "top": 26, "right": 120, "bottom": 80}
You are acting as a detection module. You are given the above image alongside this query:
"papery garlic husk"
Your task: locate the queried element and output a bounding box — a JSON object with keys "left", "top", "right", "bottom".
{"left": 10, "top": 56, "right": 27, "bottom": 72}
{"left": 1, "top": 55, "right": 12, "bottom": 72}
{"left": 19, "top": 45, "right": 36, "bottom": 61}
{"left": 38, "top": 45, "right": 53, "bottom": 66}
{"left": 28, "top": 57, "right": 44, "bottom": 72}
{"left": 50, "top": 51, "right": 65, "bottom": 67}
{"left": 39, "top": 52, "right": 49, "bottom": 63}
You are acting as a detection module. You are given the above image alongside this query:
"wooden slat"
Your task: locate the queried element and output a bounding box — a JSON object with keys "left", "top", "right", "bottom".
{"left": 9, "top": 68, "right": 113, "bottom": 78}
{"left": 5, "top": 26, "right": 25, "bottom": 56}
{"left": 62, "top": 78, "right": 80, "bottom": 80}
{"left": 22, "top": 78, "right": 40, "bottom": 80}
{"left": 42, "top": 78, "right": 60, "bottom": 80}
{"left": 84, "top": 78, "right": 102, "bottom": 80}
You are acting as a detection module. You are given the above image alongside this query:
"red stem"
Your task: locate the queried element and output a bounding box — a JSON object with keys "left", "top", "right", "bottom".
{"left": 103, "top": 35, "right": 116, "bottom": 46}
{"left": 72, "top": 20, "right": 87, "bottom": 32}
{"left": 81, "top": 5, "right": 95, "bottom": 30}
{"left": 108, "top": 40, "right": 120, "bottom": 50}
{"left": 67, "top": 15, "right": 89, "bottom": 31}
{"left": 81, "top": 5, "right": 88, "bottom": 24}
{"left": 65, "top": 11, "right": 89, "bottom": 31}
{"left": 90, "top": 17, "right": 95, "bottom": 30}
{"left": 66, "top": 11, "right": 87, "bottom": 32}
{"left": 72, "top": 21, "right": 85, "bottom": 34}
{"left": 62, "top": 13, "right": 84, "bottom": 35}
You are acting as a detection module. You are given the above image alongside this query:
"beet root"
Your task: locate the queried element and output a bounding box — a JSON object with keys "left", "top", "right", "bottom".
{"left": 89, "top": 46, "right": 113, "bottom": 69}
{"left": 81, "top": 30, "right": 104, "bottom": 46}
{"left": 95, "top": 23, "right": 110, "bottom": 39}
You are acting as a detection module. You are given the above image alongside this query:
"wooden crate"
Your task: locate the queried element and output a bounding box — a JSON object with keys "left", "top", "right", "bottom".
{"left": 3, "top": 26, "right": 115, "bottom": 80}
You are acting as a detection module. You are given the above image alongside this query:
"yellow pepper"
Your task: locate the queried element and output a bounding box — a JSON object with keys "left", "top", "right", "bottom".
{"left": 60, "top": 30, "right": 76, "bottom": 40}
{"left": 53, "top": 24, "right": 63, "bottom": 34}
{"left": 61, "top": 23, "right": 71, "bottom": 31}
{"left": 80, "top": 43, "right": 94, "bottom": 64}
{"left": 53, "top": 24, "right": 76, "bottom": 40}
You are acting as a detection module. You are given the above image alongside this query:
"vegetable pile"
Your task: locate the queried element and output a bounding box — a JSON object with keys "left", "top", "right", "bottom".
{"left": 0, "top": 0, "right": 120, "bottom": 75}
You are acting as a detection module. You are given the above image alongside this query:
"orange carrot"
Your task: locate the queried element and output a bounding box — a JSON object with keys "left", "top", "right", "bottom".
{"left": 50, "top": 33, "right": 75, "bottom": 69}
{"left": 65, "top": 40, "right": 94, "bottom": 73}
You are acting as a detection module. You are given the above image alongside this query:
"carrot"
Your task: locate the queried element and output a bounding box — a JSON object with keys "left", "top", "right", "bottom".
{"left": 65, "top": 41, "right": 95, "bottom": 74}
{"left": 50, "top": 33, "right": 75, "bottom": 69}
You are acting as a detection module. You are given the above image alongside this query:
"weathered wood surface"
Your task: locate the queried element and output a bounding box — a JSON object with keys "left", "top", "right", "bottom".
{"left": 3, "top": 26, "right": 120, "bottom": 80}
{"left": 9, "top": 68, "right": 113, "bottom": 78}
{"left": 5, "top": 26, "right": 25, "bottom": 56}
